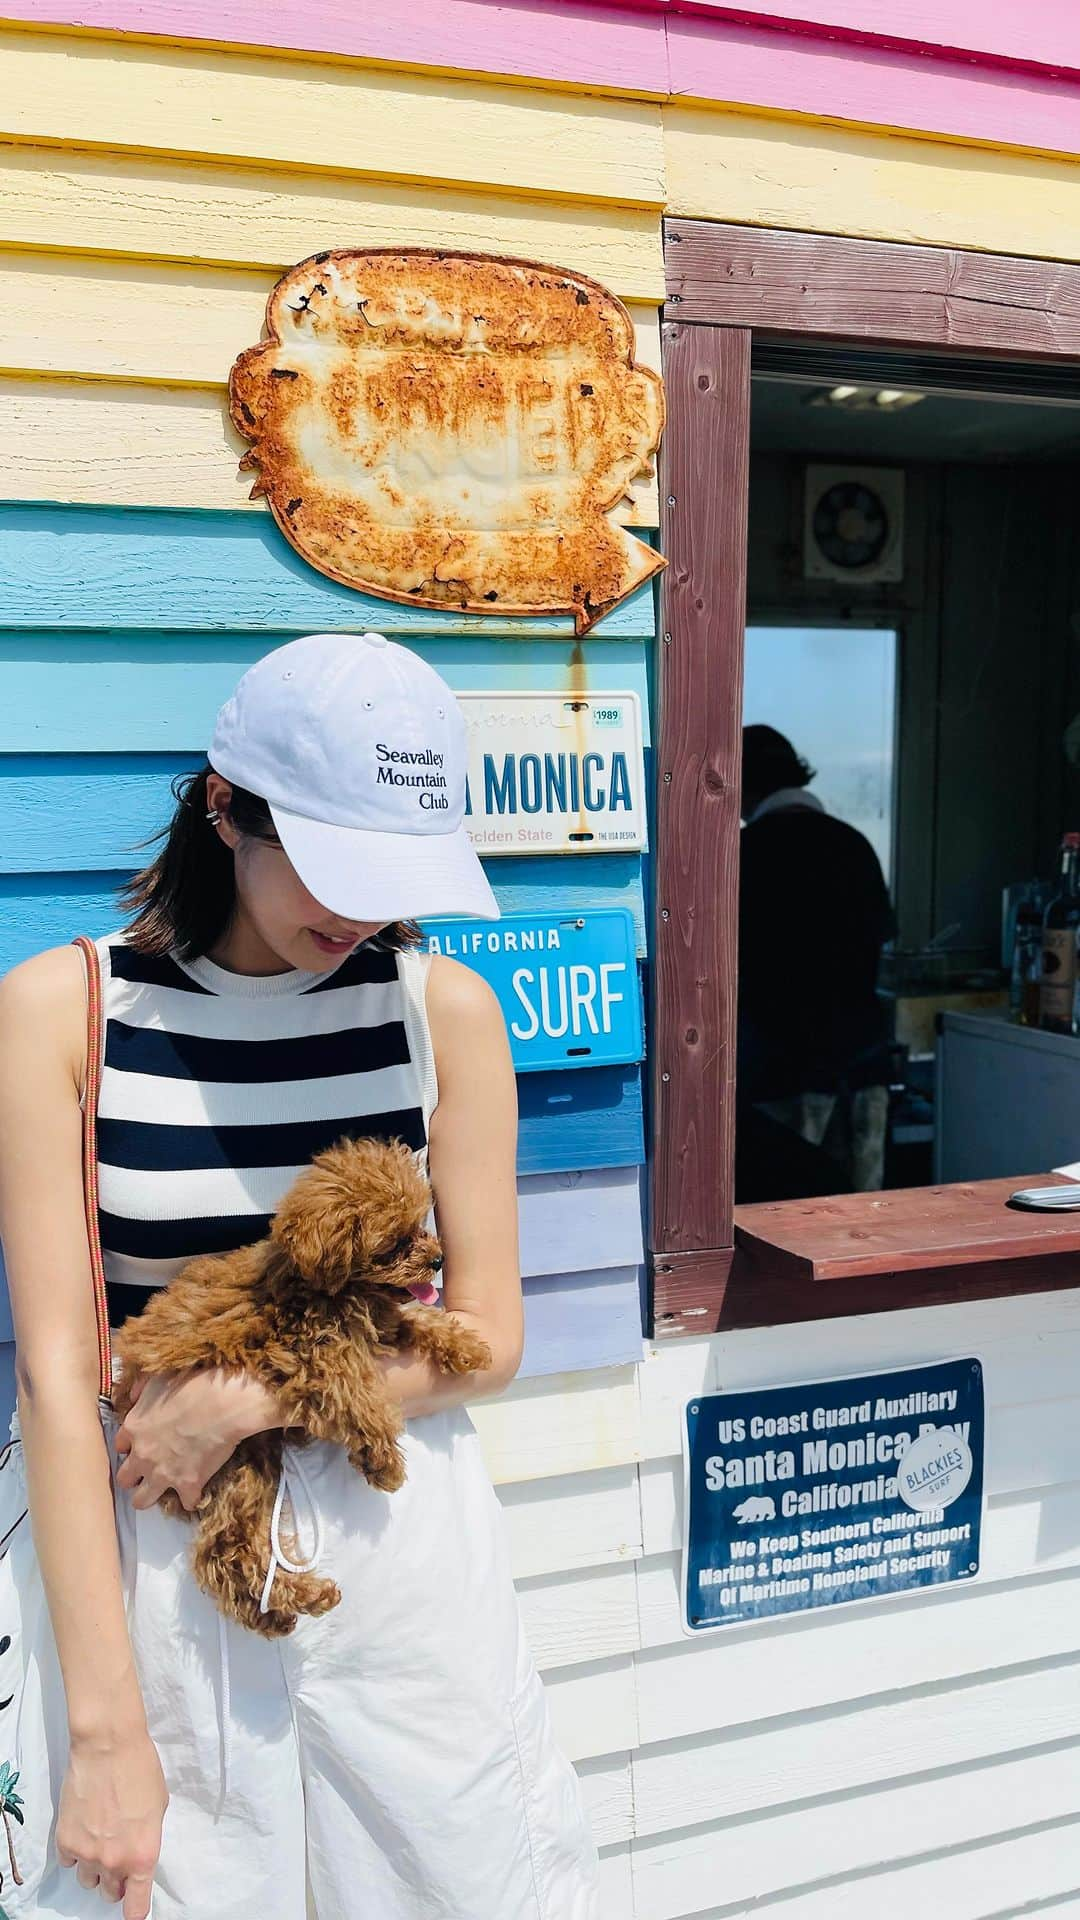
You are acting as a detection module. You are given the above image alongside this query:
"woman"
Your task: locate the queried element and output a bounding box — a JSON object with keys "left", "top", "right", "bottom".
{"left": 0, "top": 631, "right": 600, "bottom": 1919}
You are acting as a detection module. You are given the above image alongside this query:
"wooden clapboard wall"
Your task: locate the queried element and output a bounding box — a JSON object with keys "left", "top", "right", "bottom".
{"left": 0, "top": 24, "right": 663, "bottom": 1394}
{"left": 470, "top": 1288, "right": 1080, "bottom": 1920}
{"left": 4, "top": 8, "right": 1080, "bottom": 1919}
{"left": 0, "top": 556, "right": 653, "bottom": 1382}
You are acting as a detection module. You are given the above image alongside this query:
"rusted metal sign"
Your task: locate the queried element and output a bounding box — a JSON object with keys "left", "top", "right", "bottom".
{"left": 229, "top": 250, "right": 665, "bottom": 634}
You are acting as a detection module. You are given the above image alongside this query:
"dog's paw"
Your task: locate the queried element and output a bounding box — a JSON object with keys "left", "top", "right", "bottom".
{"left": 349, "top": 1441, "right": 407, "bottom": 1493}
{"left": 271, "top": 1571, "right": 341, "bottom": 1627}
{"left": 249, "top": 1578, "right": 340, "bottom": 1638}
{"left": 407, "top": 1313, "right": 493, "bottom": 1377}
{"left": 156, "top": 1488, "right": 191, "bottom": 1523}
{"left": 251, "top": 1604, "right": 300, "bottom": 1638}
{"left": 300, "top": 1577, "right": 342, "bottom": 1619}
{"left": 441, "top": 1329, "right": 493, "bottom": 1376}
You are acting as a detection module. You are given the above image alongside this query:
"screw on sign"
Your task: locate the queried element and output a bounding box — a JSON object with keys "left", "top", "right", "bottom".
{"left": 230, "top": 250, "right": 666, "bottom": 635}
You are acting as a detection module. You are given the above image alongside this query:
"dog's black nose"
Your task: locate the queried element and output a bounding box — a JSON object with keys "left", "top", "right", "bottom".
{"left": 431, "top": 1253, "right": 444, "bottom": 1273}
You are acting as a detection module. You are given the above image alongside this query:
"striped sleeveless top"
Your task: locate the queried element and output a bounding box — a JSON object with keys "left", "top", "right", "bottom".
{"left": 93, "top": 933, "right": 438, "bottom": 1328}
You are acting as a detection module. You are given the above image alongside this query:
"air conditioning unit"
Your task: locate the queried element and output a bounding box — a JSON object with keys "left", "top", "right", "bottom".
{"left": 803, "top": 465, "right": 905, "bottom": 583}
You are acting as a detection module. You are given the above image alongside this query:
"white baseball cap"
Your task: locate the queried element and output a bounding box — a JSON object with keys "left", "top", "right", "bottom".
{"left": 209, "top": 632, "right": 498, "bottom": 924}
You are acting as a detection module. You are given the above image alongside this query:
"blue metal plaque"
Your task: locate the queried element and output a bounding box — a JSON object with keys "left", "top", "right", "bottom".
{"left": 423, "top": 909, "right": 643, "bottom": 1074}
{"left": 683, "top": 1358, "right": 984, "bottom": 1632}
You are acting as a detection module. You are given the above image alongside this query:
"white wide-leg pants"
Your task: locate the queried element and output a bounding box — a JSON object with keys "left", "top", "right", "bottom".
{"left": 5, "top": 1407, "right": 600, "bottom": 1920}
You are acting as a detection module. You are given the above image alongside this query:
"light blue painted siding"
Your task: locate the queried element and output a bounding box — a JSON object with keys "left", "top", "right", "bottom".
{"left": 0, "top": 503, "right": 657, "bottom": 1375}
{"left": 0, "top": 1265, "right": 644, "bottom": 1437}
{"left": 0, "top": 860, "right": 646, "bottom": 967}
{"left": 520, "top": 1268, "right": 644, "bottom": 1377}
{"left": 517, "top": 1066, "right": 645, "bottom": 1174}
{"left": 0, "top": 635, "right": 651, "bottom": 753}
{"left": 0, "top": 506, "right": 655, "bottom": 639}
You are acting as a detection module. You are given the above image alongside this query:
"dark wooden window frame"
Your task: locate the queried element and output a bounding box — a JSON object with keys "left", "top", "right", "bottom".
{"left": 649, "top": 219, "right": 1080, "bottom": 1339}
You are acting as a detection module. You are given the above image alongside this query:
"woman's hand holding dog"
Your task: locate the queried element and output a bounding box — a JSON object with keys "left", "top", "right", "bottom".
{"left": 115, "top": 1368, "right": 284, "bottom": 1511}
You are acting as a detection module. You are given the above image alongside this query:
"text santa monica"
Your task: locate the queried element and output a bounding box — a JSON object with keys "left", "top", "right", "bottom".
{"left": 704, "top": 1421, "right": 972, "bottom": 1490}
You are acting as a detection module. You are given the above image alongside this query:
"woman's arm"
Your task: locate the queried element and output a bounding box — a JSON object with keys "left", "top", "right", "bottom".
{"left": 0, "top": 949, "right": 167, "bottom": 1919}
{"left": 377, "top": 954, "right": 523, "bottom": 1416}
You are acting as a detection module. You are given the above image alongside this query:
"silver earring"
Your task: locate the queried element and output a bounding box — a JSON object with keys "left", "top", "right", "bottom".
{"left": 206, "top": 809, "right": 222, "bottom": 825}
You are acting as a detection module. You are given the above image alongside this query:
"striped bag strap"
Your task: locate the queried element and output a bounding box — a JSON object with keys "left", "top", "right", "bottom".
{"left": 72, "top": 936, "right": 113, "bottom": 1401}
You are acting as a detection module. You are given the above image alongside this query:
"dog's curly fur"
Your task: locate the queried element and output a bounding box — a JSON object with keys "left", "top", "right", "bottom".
{"left": 113, "top": 1138, "right": 491, "bottom": 1637}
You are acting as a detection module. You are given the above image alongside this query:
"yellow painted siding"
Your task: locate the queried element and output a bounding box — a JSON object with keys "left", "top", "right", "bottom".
{"left": 0, "top": 25, "right": 665, "bottom": 515}
{"left": 0, "top": 146, "right": 665, "bottom": 298}
{"left": 665, "top": 104, "right": 1080, "bottom": 261}
{"left": 0, "top": 252, "right": 662, "bottom": 385}
{"left": 0, "top": 31, "right": 666, "bottom": 207}
{"left": 0, "top": 377, "right": 660, "bottom": 520}
{"left": 473, "top": 1367, "right": 642, "bottom": 1486}
{"left": 4, "top": 20, "right": 1080, "bottom": 518}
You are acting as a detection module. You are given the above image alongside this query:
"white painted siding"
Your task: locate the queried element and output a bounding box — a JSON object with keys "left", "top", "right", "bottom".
{"left": 490, "top": 1288, "right": 1080, "bottom": 1917}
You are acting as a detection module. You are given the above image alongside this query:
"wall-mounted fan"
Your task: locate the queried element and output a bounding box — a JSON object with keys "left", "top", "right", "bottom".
{"left": 804, "top": 465, "right": 905, "bottom": 583}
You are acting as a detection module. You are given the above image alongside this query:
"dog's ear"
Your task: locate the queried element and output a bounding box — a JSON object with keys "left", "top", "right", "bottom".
{"left": 270, "top": 1155, "right": 365, "bottom": 1293}
{"left": 270, "top": 1138, "right": 432, "bottom": 1292}
{"left": 348, "top": 1139, "right": 433, "bottom": 1259}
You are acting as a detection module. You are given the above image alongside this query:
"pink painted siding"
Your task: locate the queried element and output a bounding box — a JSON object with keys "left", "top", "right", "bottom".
{"left": 666, "top": 13, "right": 1080, "bottom": 153}
{"left": 0, "top": 0, "right": 666, "bottom": 93}
{"left": 656, "top": 3, "right": 1080, "bottom": 77}
{"left": 3, "top": 0, "right": 1080, "bottom": 153}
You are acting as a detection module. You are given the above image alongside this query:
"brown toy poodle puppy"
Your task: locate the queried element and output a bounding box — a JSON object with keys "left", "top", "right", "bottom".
{"left": 113, "top": 1137, "right": 492, "bottom": 1637}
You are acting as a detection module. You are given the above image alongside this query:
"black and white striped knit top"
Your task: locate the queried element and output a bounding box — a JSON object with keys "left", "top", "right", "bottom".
{"left": 93, "top": 933, "right": 437, "bottom": 1328}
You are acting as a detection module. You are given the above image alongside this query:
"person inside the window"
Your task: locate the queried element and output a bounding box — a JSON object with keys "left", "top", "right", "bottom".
{"left": 736, "top": 725, "right": 895, "bottom": 1200}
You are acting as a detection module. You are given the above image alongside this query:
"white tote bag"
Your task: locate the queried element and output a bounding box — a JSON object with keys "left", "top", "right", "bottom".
{"left": 0, "top": 936, "right": 118, "bottom": 1914}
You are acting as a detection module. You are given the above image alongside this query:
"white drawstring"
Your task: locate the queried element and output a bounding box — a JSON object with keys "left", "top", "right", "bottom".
{"left": 260, "top": 1447, "right": 325, "bottom": 1616}
{"left": 214, "top": 1447, "right": 325, "bottom": 1811}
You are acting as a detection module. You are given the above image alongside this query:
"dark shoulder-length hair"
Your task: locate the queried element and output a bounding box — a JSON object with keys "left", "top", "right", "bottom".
{"left": 121, "top": 765, "right": 421, "bottom": 960}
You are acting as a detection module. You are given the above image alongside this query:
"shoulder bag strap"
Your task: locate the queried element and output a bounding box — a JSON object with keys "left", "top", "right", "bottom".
{"left": 72, "top": 936, "right": 113, "bottom": 1401}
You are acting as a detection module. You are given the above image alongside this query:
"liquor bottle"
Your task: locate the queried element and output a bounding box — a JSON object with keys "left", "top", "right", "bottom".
{"left": 1040, "top": 833, "right": 1080, "bottom": 1034}
{"left": 1010, "top": 883, "right": 1045, "bottom": 1026}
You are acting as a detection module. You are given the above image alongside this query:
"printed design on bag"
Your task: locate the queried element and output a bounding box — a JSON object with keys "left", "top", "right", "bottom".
{"left": 0, "top": 1508, "right": 26, "bottom": 1567}
{"left": 0, "top": 1445, "right": 27, "bottom": 1566}
{"left": 0, "top": 1759, "right": 25, "bottom": 1897}
{"left": 0, "top": 1445, "right": 26, "bottom": 1912}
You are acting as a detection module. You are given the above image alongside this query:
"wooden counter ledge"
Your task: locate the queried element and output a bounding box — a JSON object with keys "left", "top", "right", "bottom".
{"left": 653, "top": 1175, "right": 1080, "bottom": 1337}
{"left": 735, "top": 1173, "right": 1080, "bottom": 1281}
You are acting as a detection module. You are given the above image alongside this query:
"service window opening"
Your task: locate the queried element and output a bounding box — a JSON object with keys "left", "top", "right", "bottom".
{"left": 738, "top": 352, "right": 1080, "bottom": 1207}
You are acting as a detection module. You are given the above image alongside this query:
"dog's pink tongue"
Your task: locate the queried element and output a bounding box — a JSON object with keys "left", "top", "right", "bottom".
{"left": 407, "top": 1281, "right": 442, "bottom": 1306}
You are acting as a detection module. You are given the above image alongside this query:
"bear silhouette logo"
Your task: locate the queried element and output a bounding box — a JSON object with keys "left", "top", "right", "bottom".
{"left": 732, "top": 1495, "right": 776, "bottom": 1524}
